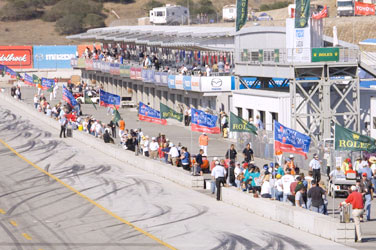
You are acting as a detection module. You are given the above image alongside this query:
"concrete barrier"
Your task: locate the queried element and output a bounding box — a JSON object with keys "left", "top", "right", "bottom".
{"left": 0, "top": 93, "right": 204, "bottom": 189}
{"left": 221, "top": 187, "right": 355, "bottom": 243}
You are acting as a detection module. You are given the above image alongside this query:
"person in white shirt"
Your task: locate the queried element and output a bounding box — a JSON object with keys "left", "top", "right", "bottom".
{"left": 234, "top": 162, "right": 242, "bottom": 188}
{"left": 295, "top": 188, "right": 306, "bottom": 208}
{"left": 95, "top": 122, "right": 103, "bottom": 138}
{"left": 169, "top": 143, "right": 180, "bottom": 166}
{"left": 33, "top": 95, "right": 39, "bottom": 109}
{"left": 143, "top": 136, "right": 150, "bottom": 157}
{"left": 309, "top": 153, "right": 321, "bottom": 183}
{"left": 260, "top": 174, "right": 272, "bottom": 198}
{"left": 274, "top": 174, "right": 284, "bottom": 201}
{"left": 205, "top": 65, "right": 211, "bottom": 76}
{"left": 329, "top": 166, "right": 345, "bottom": 180}
{"left": 281, "top": 169, "right": 295, "bottom": 203}
{"left": 149, "top": 137, "right": 159, "bottom": 160}
{"left": 211, "top": 161, "right": 227, "bottom": 200}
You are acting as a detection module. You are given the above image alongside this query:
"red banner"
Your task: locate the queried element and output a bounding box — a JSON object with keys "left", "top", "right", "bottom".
{"left": 138, "top": 114, "right": 167, "bottom": 125}
{"left": 0, "top": 46, "right": 33, "bottom": 69}
{"left": 355, "top": 2, "right": 375, "bottom": 16}
{"left": 191, "top": 123, "right": 220, "bottom": 134}
{"left": 312, "top": 5, "right": 328, "bottom": 20}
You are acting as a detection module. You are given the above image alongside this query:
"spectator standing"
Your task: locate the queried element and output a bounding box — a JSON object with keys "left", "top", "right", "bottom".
{"left": 228, "top": 160, "right": 236, "bottom": 187}
{"left": 218, "top": 60, "right": 225, "bottom": 73}
{"left": 307, "top": 180, "right": 326, "bottom": 214}
{"left": 274, "top": 174, "right": 283, "bottom": 201}
{"left": 149, "top": 137, "right": 159, "bottom": 160}
{"left": 195, "top": 149, "right": 204, "bottom": 176}
{"left": 118, "top": 119, "right": 125, "bottom": 138}
{"left": 359, "top": 172, "right": 373, "bottom": 222}
{"left": 281, "top": 169, "right": 295, "bottom": 203}
{"left": 255, "top": 115, "right": 264, "bottom": 130}
{"left": 340, "top": 186, "right": 364, "bottom": 242}
{"left": 234, "top": 162, "right": 242, "bottom": 188}
{"left": 59, "top": 115, "right": 67, "bottom": 138}
{"left": 309, "top": 153, "right": 321, "bottom": 183}
{"left": 211, "top": 160, "right": 227, "bottom": 201}
{"left": 242, "top": 143, "right": 254, "bottom": 163}
{"left": 295, "top": 188, "right": 306, "bottom": 208}
{"left": 358, "top": 163, "right": 373, "bottom": 180}
{"left": 205, "top": 65, "right": 211, "bottom": 76}
{"left": 108, "top": 120, "right": 117, "bottom": 138}
{"left": 199, "top": 132, "right": 209, "bottom": 156}
{"left": 225, "top": 144, "right": 237, "bottom": 161}
{"left": 224, "top": 62, "right": 231, "bottom": 73}
{"left": 33, "top": 95, "right": 39, "bottom": 109}
{"left": 143, "top": 136, "right": 150, "bottom": 157}
{"left": 169, "top": 143, "right": 180, "bottom": 166}
{"left": 180, "top": 147, "right": 190, "bottom": 171}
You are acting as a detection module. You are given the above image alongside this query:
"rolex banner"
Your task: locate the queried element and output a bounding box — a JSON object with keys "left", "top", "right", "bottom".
{"left": 236, "top": 0, "right": 248, "bottom": 32}
{"left": 335, "top": 124, "right": 376, "bottom": 152}
{"left": 230, "top": 112, "right": 257, "bottom": 135}
{"left": 295, "top": 0, "right": 310, "bottom": 28}
{"left": 160, "top": 103, "right": 183, "bottom": 122}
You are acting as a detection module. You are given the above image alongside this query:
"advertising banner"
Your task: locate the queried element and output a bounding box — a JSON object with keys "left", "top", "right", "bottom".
{"left": 286, "top": 18, "right": 311, "bottom": 63}
{"left": 230, "top": 112, "right": 257, "bottom": 134}
{"left": 335, "top": 124, "right": 376, "bottom": 152}
{"left": 175, "top": 75, "right": 184, "bottom": 90}
{"left": 77, "top": 58, "right": 86, "bottom": 68}
{"left": 99, "top": 89, "right": 121, "bottom": 109}
{"left": 24, "top": 73, "right": 34, "bottom": 86}
{"left": 311, "top": 48, "right": 339, "bottom": 62}
{"left": 33, "top": 45, "right": 76, "bottom": 69}
{"left": 236, "top": 0, "right": 248, "bottom": 32}
{"left": 130, "top": 67, "right": 137, "bottom": 79}
{"left": 71, "top": 59, "right": 77, "bottom": 67}
{"left": 191, "top": 76, "right": 201, "bottom": 91}
{"left": 355, "top": 2, "right": 375, "bottom": 16}
{"left": 63, "top": 85, "right": 78, "bottom": 107}
{"left": 160, "top": 103, "right": 183, "bottom": 122}
{"left": 161, "top": 72, "right": 169, "bottom": 86}
{"left": 200, "top": 76, "right": 234, "bottom": 92}
{"left": 136, "top": 68, "right": 142, "bottom": 80}
{"left": 0, "top": 46, "right": 33, "bottom": 69}
{"left": 142, "top": 69, "right": 148, "bottom": 81}
{"left": 183, "top": 76, "right": 191, "bottom": 91}
{"left": 146, "top": 69, "right": 155, "bottom": 83}
{"left": 93, "top": 60, "right": 101, "bottom": 71}
{"left": 138, "top": 102, "right": 167, "bottom": 125}
{"left": 110, "top": 63, "right": 120, "bottom": 75}
{"left": 168, "top": 75, "right": 176, "bottom": 89}
{"left": 41, "top": 78, "right": 55, "bottom": 90}
{"left": 191, "top": 108, "right": 220, "bottom": 134}
{"left": 85, "top": 59, "right": 94, "bottom": 70}
{"left": 154, "top": 72, "right": 162, "bottom": 85}
{"left": 295, "top": 0, "right": 310, "bottom": 28}
{"left": 120, "top": 65, "right": 130, "bottom": 78}
{"left": 274, "top": 121, "right": 311, "bottom": 158}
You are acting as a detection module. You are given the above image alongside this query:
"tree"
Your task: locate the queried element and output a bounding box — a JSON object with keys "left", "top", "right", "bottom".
{"left": 55, "top": 14, "right": 84, "bottom": 35}
{"left": 197, "top": 0, "right": 216, "bottom": 15}
{"left": 0, "top": 0, "right": 43, "bottom": 21}
{"left": 83, "top": 13, "right": 106, "bottom": 29}
{"left": 145, "top": 0, "right": 164, "bottom": 11}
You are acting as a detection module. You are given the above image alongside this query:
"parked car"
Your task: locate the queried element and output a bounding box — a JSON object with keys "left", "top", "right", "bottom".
{"left": 257, "top": 12, "right": 273, "bottom": 21}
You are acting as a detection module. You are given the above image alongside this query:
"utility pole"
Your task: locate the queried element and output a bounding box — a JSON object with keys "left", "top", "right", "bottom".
{"left": 187, "top": 0, "right": 190, "bottom": 25}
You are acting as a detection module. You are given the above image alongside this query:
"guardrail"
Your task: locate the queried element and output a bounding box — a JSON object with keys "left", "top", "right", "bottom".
{"left": 237, "top": 48, "right": 360, "bottom": 65}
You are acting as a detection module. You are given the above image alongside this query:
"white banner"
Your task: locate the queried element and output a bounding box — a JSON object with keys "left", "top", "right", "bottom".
{"left": 286, "top": 18, "right": 311, "bottom": 63}
{"left": 191, "top": 76, "right": 201, "bottom": 92}
{"left": 175, "top": 75, "right": 184, "bottom": 90}
{"left": 200, "top": 76, "right": 233, "bottom": 92}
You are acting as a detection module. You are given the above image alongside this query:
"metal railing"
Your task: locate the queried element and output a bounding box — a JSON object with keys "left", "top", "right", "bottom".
{"left": 237, "top": 48, "right": 360, "bottom": 65}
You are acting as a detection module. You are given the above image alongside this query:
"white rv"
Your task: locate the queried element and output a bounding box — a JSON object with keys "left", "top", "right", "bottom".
{"left": 223, "top": 5, "right": 236, "bottom": 22}
{"left": 149, "top": 4, "right": 189, "bottom": 25}
{"left": 337, "top": 0, "right": 354, "bottom": 16}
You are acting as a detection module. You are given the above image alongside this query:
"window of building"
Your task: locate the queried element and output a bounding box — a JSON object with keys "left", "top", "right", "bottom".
{"left": 259, "top": 111, "right": 265, "bottom": 126}
{"left": 271, "top": 112, "right": 278, "bottom": 123}
{"left": 237, "top": 107, "right": 243, "bottom": 118}
{"left": 247, "top": 109, "right": 253, "bottom": 120}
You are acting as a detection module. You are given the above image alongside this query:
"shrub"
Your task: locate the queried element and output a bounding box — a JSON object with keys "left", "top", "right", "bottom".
{"left": 55, "top": 14, "right": 84, "bottom": 35}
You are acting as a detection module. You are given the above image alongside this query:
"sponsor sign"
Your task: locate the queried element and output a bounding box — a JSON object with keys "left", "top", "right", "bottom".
{"left": 335, "top": 124, "right": 376, "bottom": 152}
{"left": 183, "top": 76, "right": 191, "bottom": 91}
{"left": 286, "top": 18, "right": 311, "bottom": 63}
{"left": 147, "top": 69, "right": 154, "bottom": 83}
{"left": 295, "top": 0, "right": 310, "bottom": 28}
{"left": 191, "top": 76, "right": 201, "bottom": 91}
{"left": 99, "top": 89, "right": 121, "bottom": 109}
{"left": 240, "top": 77, "right": 288, "bottom": 89}
{"left": 77, "top": 58, "right": 86, "bottom": 68}
{"left": 200, "top": 76, "right": 234, "bottom": 92}
{"left": 24, "top": 73, "right": 34, "bottom": 86}
{"left": 41, "top": 78, "right": 55, "bottom": 90}
{"left": 135, "top": 68, "right": 142, "bottom": 80}
{"left": 274, "top": 121, "right": 311, "bottom": 158}
{"left": 141, "top": 69, "right": 148, "bottom": 81}
{"left": 168, "top": 75, "right": 176, "bottom": 89}
{"left": 355, "top": 2, "right": 375, "bottom": 16}
{"left": 191, "top": 108, "right": 220, "bottom": 134}
{"left": 175, "top": 75, "right": 184, "bottom": 90}
{"left": 33, "top": 45, "right": 76, "bottom": 69}
{"left": 161, "top": 72, "right": 169, "bottom": 86}
{"left": 93, "top": 60, "right": 101, "bottom": 71}
{"left": 110, "top": 63, "right": 120, "bottom": 75}
{"left": 130, "top": 67, "right": 137, "bottom": 79}
{"left": 120, "top": 65, "right": 131, "bottom": 78}
{"left": 154, "top": 72, "right": 162, "bottom": 85}
{"left": 311, "top": 48, "right": 339, "bottom": 62}
{"left": 71, "top": 59, "right": 77, "bottom": 67}
{"left": 0, "top": 46, "right": 33, "bottom": 69}
{"left": 160, "top": 103, "right": 183, "bottom": 122}
{"left": 138, "top": 102, "right": 167, "bottom": 125}
{"left": 85, "top": 59, "right": 94, "bottom": 70}
{"left": 236, "top": 0, "right": 248, "bottom": 32}
{"left": 230, "top": 112, "right": 257, "bottom": 134}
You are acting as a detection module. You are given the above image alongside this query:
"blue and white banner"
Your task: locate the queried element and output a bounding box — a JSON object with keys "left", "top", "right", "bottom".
{"left": 99, "top": 89, "right": 120, "bottom": 108}
{"left": 183, "top": 76, "right": 191, "bottom": 91}
{"left": 168, "top": 75, "right": 175, "bottom": 89}
{"left": 274, "top": 121, "right": 311, "bottom": 159}
{"left": 63, "top": 85, "right": 78, "bottom": 107}
{"left": 33, "top": 45, "right": 77, "bottom": 69}
{"left": 138, "top": 102, "right": 167, "bottom": 125}
{"left": 41, "top": 77, "right": 55, "bottom": 90}
{"left": 200, "top": 76, "right": 235, "bottom": 92}
{"left": 191, "top": 108, "right": 220, "bottom": 134}
{"left": 24, "top": 73, "right": 34, "bottom": 86}
{"left": 161, "top": 72, "right": 169, "bottom": 86}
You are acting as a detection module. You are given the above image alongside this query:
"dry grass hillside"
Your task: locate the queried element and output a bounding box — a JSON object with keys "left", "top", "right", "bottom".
{"left": 0, "top": 0, "right": 376, "bottom": 51}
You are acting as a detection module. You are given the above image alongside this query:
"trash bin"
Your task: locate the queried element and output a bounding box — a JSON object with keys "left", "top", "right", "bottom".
{"left": 340, "top": 205, "right": 351, "bottom": 223}
{"left": 66, "top": 125, "right": 73, "bottom": 138}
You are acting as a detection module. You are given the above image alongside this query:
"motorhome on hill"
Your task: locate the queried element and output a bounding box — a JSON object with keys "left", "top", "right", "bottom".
{"left": 149, "top": 4, "right": 189, "bottom": 25}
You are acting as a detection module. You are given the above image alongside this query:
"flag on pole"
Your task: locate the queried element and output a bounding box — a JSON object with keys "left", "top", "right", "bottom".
{"left": 112, "top": 107, "right": 122, "bottom": 124}
{"left": 33, "top": 74, "right": 40, "bottom": 86}
{"left": 295, "top": 0, "right": 310, "bottom": 28}
{"left": 334, "top": 124, "right": 376, "bottom": 152}
{"left": 312, "top": 5, "right": 328, "bottom": 20}
{"left": 62, "top": 85, "right": 78, "bottom": 107}
{"left": 191, "top": 108, "right": 220, "bottom": 134}
{"left": 99, "top": 89, "right": 121, "bottom": 109}
{"left": 274, "top": 121, "right": 311, "bottom": 159}
{"left": 236, "top": 0, "right": 248, "bottom": 32}
{"left": 138, "top": 102, "right": 167, "bottom": 125}
{"left": 84, "top": 91, "right": 97, "bottom": 110}
{"left": 160, "top": 103, "right": 183, "bottom": 122}
{"left": 0, "top": 65, "right": 6, "bottom": 77}
{"left": 24, "top": 73, "right": 34, "bottom": 86}
{"left": 229, "top": 112, "right": 257, "bottom": 135}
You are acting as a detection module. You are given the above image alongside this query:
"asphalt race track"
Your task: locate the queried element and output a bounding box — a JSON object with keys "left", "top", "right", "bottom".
{"left": 0, "top": 98, "right": 355, "bottom": 250}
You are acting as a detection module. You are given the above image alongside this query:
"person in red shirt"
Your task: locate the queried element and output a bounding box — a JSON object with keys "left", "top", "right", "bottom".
{"left": 345, "top": 164, "right": 357, "bottom": 176}
{"left": 341, "top": 186, "right": 364, "bottom": 242}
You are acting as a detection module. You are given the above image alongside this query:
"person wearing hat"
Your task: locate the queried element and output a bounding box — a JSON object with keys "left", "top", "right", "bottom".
{"left": 340, "top": 186, "right": 364, "bottom": 242}
{"left": 358, "top": 159, "right": 373, "bottom": 180}
{"left": 234, "top": 162, "right": 243, "bottom": 188}
{"left": 199, "top": 132, "right": 209, "bottom": 156}
{"left": 169, "top": 143, "right": 180, "bottom": 166}
{"left": 329, "top": 165, "right": 345, "bottom": 180}
{"left": 149, "top": 137, "right": 159, "bottom": 160}
{"left": 211, "top": 160, "right": 227, "bottom": 200}
{"left": 345, "top": 164, "right": 357, "bottom": 178}
{"left": 309, "top": 153, "right": 321, "bottom": 184}
{"left": 274, "top": 174, "right": 283, "bottom": 201}
{"left": 143, "top": 136, "right": 150, "bottom": 157}
{"left": 359, "top": 172, "right": 373, "bottom": 222}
